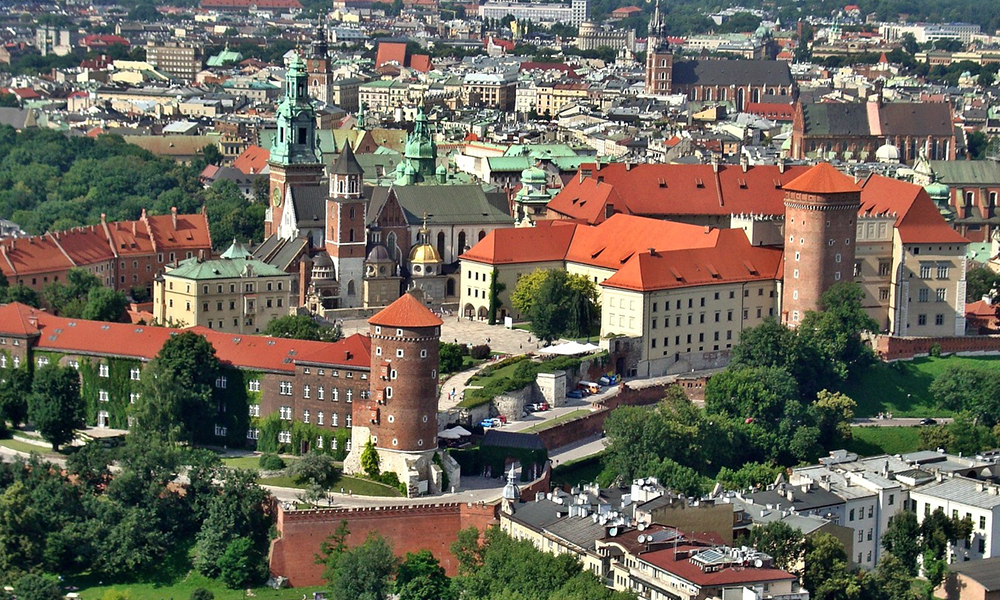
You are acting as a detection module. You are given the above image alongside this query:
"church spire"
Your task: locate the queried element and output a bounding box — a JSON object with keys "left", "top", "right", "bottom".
{"left": 270, "top": 52, "right": 321, "bottom": 166}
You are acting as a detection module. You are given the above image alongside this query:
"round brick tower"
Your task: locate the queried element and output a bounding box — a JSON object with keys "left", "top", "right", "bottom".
{"left": 781, "top": 163, "right": 862, "bottom": 326}
{"left": 344, "top": 293, "right": 458, "bottom": 495}
{"left": 366, "top": 292, "right": 441, "bottom": 451}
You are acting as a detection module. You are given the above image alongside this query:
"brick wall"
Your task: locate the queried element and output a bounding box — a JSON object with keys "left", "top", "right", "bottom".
{"left": 873, "top": 334, "right": 1000, "bottom": 361}
{"left": 269, "top": 501, "right": 498, "bottom": 586}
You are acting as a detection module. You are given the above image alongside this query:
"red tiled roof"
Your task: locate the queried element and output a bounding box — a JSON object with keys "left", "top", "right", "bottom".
{"left": 547, "top": 163, "right": 812, "bottom": 223}
{"left": 409, "top": 54, "right": 432, "bottom": 73}
{"left": 376, "top": 42, "right": 408, "bottom": 68}
{"left": 641, "top": 545, "right": 795, "bottom": 587}
{"left": 783, "top": 162, "right": 862, "bottom": 194}
{"left": 966, "top": 299, "right": 998, "bottom": 319}
{"left": 601, "top": 230, "right": 783, "bottom": 292}
{"left": 368, "top": 292, "right": 443, "bottom": 328}
{"left": 858, "top": 176, "right": 968, "bottom": 244}
{"left": 82, "top": 34, "right": 129, "bottom": 47}
{"left": 0, "top": 303, "right": 369, "bottom": 372}
{"left": 233, "top": 145, "right": 270, "bottom": 175}
{"left": 460, "top": 221, "right": 579, "bottom": 265}
{"left": 744, "top": 102, "right": 794, "bottom": 121}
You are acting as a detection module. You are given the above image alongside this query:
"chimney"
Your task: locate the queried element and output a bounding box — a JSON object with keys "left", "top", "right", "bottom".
{"left": 171, "top": 206, "right": 178, "bottom": 230}
{"left": 100, "top": 213, "right": 107, "bottom": 225}
{"left": 778, "top": 156, "right": 786, "bottom": 174}
{"left": 132, "top": 222, "right": 137, "bottom": 237}
{"left": 711, "top": 153, "right": 719, "bottom": 173}
{"left": 740, "top": 153, "right": 749, "bottom": 172}
{"left": 198, "top": 249, "right": 205, "bottom": 262}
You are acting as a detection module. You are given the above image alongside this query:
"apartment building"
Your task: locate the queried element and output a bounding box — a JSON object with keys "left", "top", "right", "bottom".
{"left": 478, "top": 0, "right": 588, "bottom": 25}
{"left": 153, "top": 240, "right": 293, "bottom": 333}
{"left": 145, "top": 41, "right": 204, "bottom": 82}
{"left": 461, "top": 72, "right": 517, "bottom": 111}
{"left": 910, "top": 477, "right": 1000, "bottom": 563}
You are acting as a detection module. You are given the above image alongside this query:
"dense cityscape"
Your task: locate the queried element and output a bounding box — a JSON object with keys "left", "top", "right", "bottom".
{"left": 2, "top": 0, "right": 1000, "bottom": 598}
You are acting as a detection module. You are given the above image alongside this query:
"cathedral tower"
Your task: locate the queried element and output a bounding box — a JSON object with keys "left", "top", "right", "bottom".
{"left": 266, "top": 52, "right": 324, "bottom": 238}
{"left": 326, "top": 143, "right": 366, "bottom": 307}
{"left": 781, "top": 163, "right": 862, "bottom": 326}
{"left": 644, "top": 0, "right": 673, "bottom": 95}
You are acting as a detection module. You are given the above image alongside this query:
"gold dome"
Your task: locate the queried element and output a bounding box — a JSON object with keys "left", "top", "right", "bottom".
{"left": 408, "top": 243, "right": 442, "bottom": 264}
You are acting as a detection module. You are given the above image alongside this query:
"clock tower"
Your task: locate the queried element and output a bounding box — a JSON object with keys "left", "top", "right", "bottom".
{"left": 265, "top": 52, "right": 324, "bottom": 239}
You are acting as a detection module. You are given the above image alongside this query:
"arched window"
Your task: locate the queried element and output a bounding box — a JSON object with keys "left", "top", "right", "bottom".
{"left": 349, "top": 178, "right": 358, "bottom": 194}
{"left": 338, "top": 179, "right": 345, "bottom": 194}
{"left": 349, "top": 229, "right": 355, "bottom": 242}
{"left": 437, "top": 231, "right": 446, "bottom": 257}
{"left": 347, "top": 280, "right": 356, "bottom": 296}
{"left": 478, "top": 230, "right": 486, "bottom": 241}
{"left": 386, "top": 232, "right": 397, "bottom": 259}
{"left": 457, "top": 231, "right": 466, "bottom": 254}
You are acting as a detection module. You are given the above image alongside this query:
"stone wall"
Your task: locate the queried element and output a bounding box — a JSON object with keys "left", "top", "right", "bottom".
{"left": 536, "top": 371, "right": 566, "bottom": 407}
{"left": 270, "top": 501, "right": 498, "bottom": 586}
{"left": 494, "top": 385, "right": 535, "bottom": 421}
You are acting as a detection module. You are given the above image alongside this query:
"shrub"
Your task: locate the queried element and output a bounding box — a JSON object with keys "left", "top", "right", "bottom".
{"left": 258, "top": 453, "right": 285, "bottom": 471}
{"left": 930, "top": 343, "right": 943, "bottom": 357}
{"left": 469, "top": 344, "right": 491, "bottom": 360}
{"left": 189, "top": 589, "right": 215, "bottom": 600}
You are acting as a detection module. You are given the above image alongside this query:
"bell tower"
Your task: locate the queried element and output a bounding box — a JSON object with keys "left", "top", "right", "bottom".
{"left": 326, "top": 143, "right": 366, "bottom": 308}
{"left": 644, "top": 0, "right": 673, "bottom": 95}
{"left": 265, "top": 52, "right": 324, "bottom": 239}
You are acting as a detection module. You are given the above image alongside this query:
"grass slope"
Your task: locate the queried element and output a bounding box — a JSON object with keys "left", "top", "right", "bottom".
{"left": 519, "top": 409, "right": 591, "bottom": 433}
{"left": 551, "top": 454, "right": 605, "bottom": 487}
{"left": 846, "top": 427, "right": 923, "bottom": 456}
{"left": 842, "top": 355, "right": 1000, "bottom": 417}
{"left": 257, "top": 473, "right": 401, "bottom": 497}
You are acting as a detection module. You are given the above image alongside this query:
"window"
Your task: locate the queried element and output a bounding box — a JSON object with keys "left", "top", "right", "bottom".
{"left": 130, "top": 367, "right": 141, "bottom": 380}
{"left": 99, "top": 364, "right": 109, "bottom": 377}
{"left": 332, "top": 412, "right": 338, "bottom": 426}
{"left": 215, "top": 376, "right": 227, "bottom": 389}
{"left": 130, "top": 393, "right": 140, "bottom": 404}
{"left": 918, "top": 314, "right": 927, "bottom": 326}
{"left": 396, "top": 348, "right": 404, "bottom": 358}
{"left": 279, "top": 381, "right": 292, "bottom": 395}
{"left": 849, "top": 509, "right": 855, "bottom": 521}
{"left": 332, "top": 388, "right": 339, "bottom": 401}
{"left": 980, "top": 538, "right": 987, "bottom": 554}
{"left": 304, "top": 385, "right": 310, "bottom": 399}
{"left": 937, "top": 264, "right": 950, "bottom": 279}
{"left": 936, "top": 288, "right": 946, "bottom": 302}
{"left": 317, "top": 411, "right": 324, "bottom": 425}
{"left": 247, "top": 428, "right": 260, "bottom": 440}
{"left": 879, "top": 260, "right": 891, "bottom": 276}
{"left": 278, "top": 431, "right": 292, "bottom": 444}
{"left": 346, "top": 414, "right": 352, "bottom": 427}
{"left": 919, "top": 263, "right": 933, "bottom": 279}
{"left": 879, "top": 288, "right": 890, "bottom": 301}
{"left": 249, "top": 404, "right": 260, "bottom": 417}
{"left": 346, "top": 389, "right": 353, "bottom": 402}
{"left": 37, "top": 356, "right": 49, "bottom": 367}
{"left": 249, "top": 379, "right": 261, "bottom": 392}
{"left": 318, "top": 386, "right": 325, "bottom": 400}
{"left": 858, "top": 529, "right": 863, "bottom": 543}
{"left": 279, "top": 406, "right": 292, "bottom": 420}
{"left": 303, "top": 410, "right": 310, "bottom": 424}
{"left": 215, "top": 425, "right": 228, "bottom": 437}
{"left": 919, "top": 289, "right": 929, "bottom": 303}
{"left": 99, "top": 390, "right": 109, "bottom": 402}
{"left": 981, "top": 516, "right": 987, "bottom": 530}
{"left": 853, "top": 261, "right": 862, "bottom": 277}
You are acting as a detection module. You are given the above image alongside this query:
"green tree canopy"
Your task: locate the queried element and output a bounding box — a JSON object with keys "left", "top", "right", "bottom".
{"left": 744, "top": 521, "right": 804, "bottom": 572}
{"left": 396, "top": 549, "right": 455, "bottom": 600}
{"left": 28, "top": 364, "right": 83, "bottom": 451}
{"left": 881, "top": 511, "right": 920, "bottom": 576}
{"left": 330, "top": 532, "right": 398, "bottom": 600}
{"left": 263, "top": 314, "right": 341, "bottom": 341}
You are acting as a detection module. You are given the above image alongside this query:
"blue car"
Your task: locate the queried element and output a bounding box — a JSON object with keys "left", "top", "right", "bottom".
{"left": 480, "top": 418, "right": 497, "bottom": 428}
{"left": 567, "top": 390, "right": 584, "bottom": 399}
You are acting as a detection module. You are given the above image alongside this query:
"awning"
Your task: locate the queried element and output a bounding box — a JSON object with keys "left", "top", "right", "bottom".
{"left": 538, "top": 341, "right": 600, "bottom": 356}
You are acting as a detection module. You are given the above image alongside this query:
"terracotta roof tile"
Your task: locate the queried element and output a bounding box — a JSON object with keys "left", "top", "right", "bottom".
{"left": 368, "top": 292, "right": 443, "bottom": 328}
{"left": 233, "top": 145, "right": 270, "bottom": 174}
{"left": 859, "top": 176, "right": 968, "bottom": 244}
{"left": 783, "top": 162, "right": 862, "bottom": 194}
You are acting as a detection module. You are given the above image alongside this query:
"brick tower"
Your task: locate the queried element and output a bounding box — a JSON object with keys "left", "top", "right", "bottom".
{"left": 345, "top": 293, "right": 460, "bottom": 495}
{"left": 325, "top": 143, "right": 366, "bottom": 307}
{"left": 644, "top": 0, "right": 673, "bottom": 95}
{"left": 265, "top": 52, "right": 324, "bottom": 239}
{"left": 781, "top": 163, "right": 862, "bottom": 326}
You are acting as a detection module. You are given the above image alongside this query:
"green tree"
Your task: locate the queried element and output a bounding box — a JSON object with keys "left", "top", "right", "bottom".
{"left": 510, "top": 269, "right": 549, "bottom": 318}
{"left": 872, "top": 552, "right": 916, "bottom": 600}
{"left": 65, "top": 442, "right": 113, "bottom": 493}
{"left": 729, "top": 318, "right": 838, "bottom": 398}
{"left": 802, "top": 533, "right": 855, "bottom": 600}
{"left": 930, "top": 366, "right": 1000, "bottom": 425}
{"left": 798, "top": 283, "right": 879, "bottom": 378}
{"left": 812, "top": 390, "right": 856, "bottom": 447}
{"left": 330, "top": 532, "right": 398, "bottom": 600}
{"left": 263, "top": 314, "right": 341, "bottom": 341}
{"left": 316, "top": 520, "right": 352, "bottom": 582}
{"left": 0, "top": 368, "right": 31, "bottom": 427}
{"left": 43, "top": 268, "right": 101, "bottom": 317}
{"left": 218, "top": 537, "right": 265, "bottom": 589}
{"left": 744, "top": 522, "right": 804, "bottom": 572}
{"left": 396, "top": 549, "right": 454, "bottom": 600}
{"left": 705, "top": 366, "right": 799, "bottom": 425}
{"left": 12, "top": 573, "right": 61, "bottom": 600}
{"left": 881, "top": 511, "right": 921, "bottom": 576}
{"left": 487, "top": 269, "right": 505, "bottom": 326}
{"left": 966, "top": 266, "right": 1000, "bottom": 301}
{"left": 901, "top": 32, "right": 919, "bottom": 54}
{"left": 361, "top": 437, "right": 380, "bottom": 478}
{"left": 193, "top": 469, "right": 269, "bottom": 581}
{"left": 450, "top": 526, "right": 485, "bottom": 577}
{"left": 0, "top": 93, "right": 18, "bottom": 108}
{"left": 439, "top": 343, "right": 464, "bottom": 373}
{"left": 28, "top": 364, "right": 83, "bottom": 451}
{"left": 290, "top": 451, "right": 340, "bottom": 488}
{"left": 528, "top": 270, "right": 599, "bottom": 342}
{"left": 716, "top": 462, "right": 783, "bottom": 491}
{"left": 134, "top": 331, "right": 220, "bottom": 443}
{"left": 80, "top": 286, "right": 128, "bottom": 322}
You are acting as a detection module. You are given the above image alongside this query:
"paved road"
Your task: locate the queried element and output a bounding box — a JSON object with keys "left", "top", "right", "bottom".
{"left": 852, "top": 417, "right": 953, "bottom": 427}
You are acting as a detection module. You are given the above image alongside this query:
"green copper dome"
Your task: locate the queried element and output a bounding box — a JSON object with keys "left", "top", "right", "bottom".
{"left": 521, "top": 166, "right": 546, "bottom": 185}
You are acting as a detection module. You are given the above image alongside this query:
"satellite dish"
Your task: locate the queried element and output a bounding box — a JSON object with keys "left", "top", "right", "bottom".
{"left": 637, "top": 535, "right": 646, "bottom": 543}
{"left": 638, "top": 523, "right": 647, "bottom": 531}
{"left": 609, "top": 527, "right": 619, "bottom": 537}
{"left": 754, "top": 559, "right": 763, "bottom": 568}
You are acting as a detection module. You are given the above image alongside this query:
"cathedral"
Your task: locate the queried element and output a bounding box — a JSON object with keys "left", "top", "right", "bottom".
{"left": 257, "top": 51, "right": 514, "bottom": 313}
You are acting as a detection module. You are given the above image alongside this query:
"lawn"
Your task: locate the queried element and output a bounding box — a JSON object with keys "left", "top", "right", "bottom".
{"left": 0, "top": 438, "right": 65, "bottom": 457}
{"left": 519, "top": 409, "right": 591, "bottom": 433}
{"left": 841, "top": 355, "right": 1000, "bottom": 417}
{"left": 846, "top": 426, "right": 923, "bottom": 457}
{"left": 257, "top": 473, "right": 401, "bottom": 497}
{"left": 551, "top": 454, "right": 605, "bottom": 487}
{"left": 221, "top": 454, "right": 302, "bottom": 471}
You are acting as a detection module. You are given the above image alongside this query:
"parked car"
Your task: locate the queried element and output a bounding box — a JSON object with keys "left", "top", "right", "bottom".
{"left": 530, "top": 402, "right": 550, "bottom": 412}
{"left": 480, "top": 418, "right": 497, "bottom": 428}
{"left": 919, "top": 418, "right": 938, "bottom": 426}
{"left": 579, "top": 381, "right": 601, "bottom": 394}
{"left": 567, "top": 390, "right": 584, "bottom": 399}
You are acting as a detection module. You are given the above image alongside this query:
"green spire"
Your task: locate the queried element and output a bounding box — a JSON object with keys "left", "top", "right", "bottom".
{"left": 401, "top": 107, "right": 436, "bottom": 183}
{"left": 269, "top": 52, "right": 321, "bottom": 166}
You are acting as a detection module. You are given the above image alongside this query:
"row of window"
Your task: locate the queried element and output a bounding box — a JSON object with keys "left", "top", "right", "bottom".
{"left": 915, "top": 314, "right": 947, "bottom": 327}
{"left": 649, "top": 289, "right": 771, "bottom": 313}
{"left": 375, "top": 346, "right": 429, "bottom": 359}
{"left": 651, "top": 330, "right": 734, "bottom": 349}
{"left": 278, "top": 405, "right": 352, "bottom": 427}
{"left": 919, "top": 263, "right": 951, "bottom": 280}
{"left": 917, "top": 288, "right": 948, "bottom": 303}
{"left": 300, "top": 368, "right": 364, "bottom": 380}
{"left": 278, "top": 381, "right": 362, "bottom": 401}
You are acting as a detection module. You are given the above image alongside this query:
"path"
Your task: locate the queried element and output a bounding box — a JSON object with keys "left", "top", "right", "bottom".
{"left": 439, "top": 366, "right": 481, "bottom": 412}
{"left": 852, "top": 417, "right": 954, "bottom": 427}
{"left": 339, "top": 314, "right": 542, "bottom": 356}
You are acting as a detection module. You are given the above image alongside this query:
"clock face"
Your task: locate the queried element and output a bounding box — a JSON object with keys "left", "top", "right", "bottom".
{"left": 272, "top": 187, "right": 282, "bottom": 207}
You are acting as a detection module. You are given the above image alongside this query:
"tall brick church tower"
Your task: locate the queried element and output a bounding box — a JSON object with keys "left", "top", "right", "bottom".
{"left": 265, "top": 52, "right": 324, "bottom": 238}
{"left": 644, "top": 0, "right": 673, "bottom": 95}
{"left": 781, "top": 163, "right": 862, "bottom": 326}
{"left": 325, "top": 143, "right": 366, "bottom": 307}
{"left": 344, "top": 293, "right": 460, "bottom": 495}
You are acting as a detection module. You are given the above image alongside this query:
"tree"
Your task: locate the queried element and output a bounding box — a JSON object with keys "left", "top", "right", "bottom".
{"left": 80, "top": 286, "right": 128, "bottom": 322}
{"left": 330, "top": 532, "right": 398, "bottom": 600}
{"left": 218, "top": 537, "right": 265, "bottom": 589}
{"left": 439, "top": 343, "right": 464, "bottom": 373}
{"left": 705, "top": 366, "right": 799, "bottom": 425}
{"left": 134, "top": 331, "right": 220, "bottom": 443}
{"left": 798, "top": 283, "right": 878, "bottom": 378}
{"left": 290, "top": 451, "right": 340, "bottom": 488}
{"left": 193, "top": 469, "right": 269, "bottom": 581}
{"left": 900, "top": 32, "right": 919, "bottom": 54}
{"left": 930, "top": 365, "right": 1000, "bottom": 425}
{"left": 264, "top": 314, "right": 341, "bottom": 341}
{"left": 361, "top": 437, "right": 380, "bottom": 478}
{"left": 872, "top": 553, "right": 916, "bottom": 600}
{"left": 28, "top": 364, "right": 83, "bottom": 451}
{"left": 65, "top": 442, "right": 113, "bottom": 493}
{"left": 396, "top": 549, "right": 455, "bottom": 600}
{"left": 802, "top": 533, "right": 855, "bottom": 600}
{"left": 967, "top": 266, "right": 1000, "bottom": 301}
{"left": 12, "top": 574, "right": 61, "bottom": 600}
{"left": 316, "top": 520, "right": 352, "bottom": 582}
{"left": 527, "top": 270, "right": 599, "bottom": 343}
{"left": 744, "top": 522, "right": 804, "bottom": 572}
{"left": 511, "top": 269, "right": 550, "bottom": 319}
{"left": 812, "top": 390, "right": 856, "bottom": 447}
{"left": 0, "top": 368, "right": 31, "bottom": 427}
{"left": 716, "top": 463, "right": 782, "bottom": 492}
{"left": 487, "top": 269, "right": 504, "bottom": 326}
{"left": 450, "top": 526, "right": 485, "bottom": 576}
{"left": 729, "top": 318, "right": 838, "bottom": 398}
{"left": 881, "top": 511, "right": 920, "bottom": 576}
